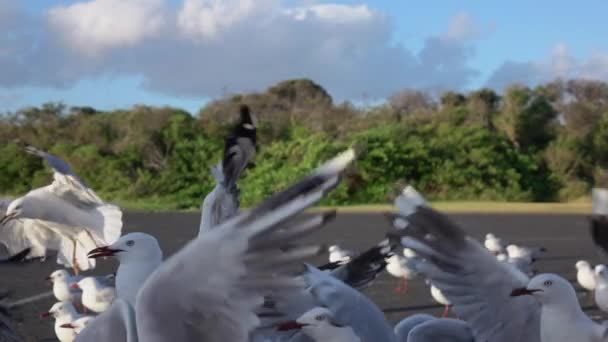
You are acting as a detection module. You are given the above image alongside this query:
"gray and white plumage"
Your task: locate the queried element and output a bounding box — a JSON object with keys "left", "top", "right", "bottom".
{"left": 132, "top": 149, "right": 354, "bottom": 342}
{"left": 198, "top": 104, "right": 257, "bottom": 235}
{"left": 254, "top": 264, "right": 396, "bottom": 342}
{"left": 0, "top": 146, "right": 123, "bottom": 271}
{"left": 387, "top": 186, "right": 541, "bottom": 342}
{"left": 75, "top": 299, "right": 137, "bottom": 342}
{"left": 405, "top": 317, "right": 474, "bottom": 342}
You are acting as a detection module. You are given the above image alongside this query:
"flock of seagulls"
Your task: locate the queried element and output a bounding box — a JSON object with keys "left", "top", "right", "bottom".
{"left": 2, "top": 104, "right": 608, "bottom": 341}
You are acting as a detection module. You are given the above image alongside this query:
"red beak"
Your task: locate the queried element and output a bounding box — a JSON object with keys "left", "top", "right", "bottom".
{"left": 60, "top": 323, "right": 75, "bottom": 329}
{"left": 40, "top": 312, "right": 52, "bottom": 318}
{"left": 0, "top": 212, "right": 17, "bottom": 225}
{"left": 87, "top": 246, "right": 123, "bottom": 259}
{"left": 276, "top": 320, "right": 307, "bottom": 331}
{"left": 510, "top": 287, "right": 542, "bottom": 296}
{"left": 70, "top": 283, "right": 80, "bottom": 290}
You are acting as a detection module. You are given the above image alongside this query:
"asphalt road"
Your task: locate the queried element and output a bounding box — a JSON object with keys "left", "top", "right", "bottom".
{"left": 1, "top": 212, "right": 606, "bottom": 341}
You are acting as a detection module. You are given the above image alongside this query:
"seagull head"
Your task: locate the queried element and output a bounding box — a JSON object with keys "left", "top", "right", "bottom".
{"left": 575, "top": 260, "right": 591, "bottom": 269}
{"left": 41, "top": 302, "right": 76, "bottom": 320}
{"left": 88, "top": 232, "right": 161, "bottom": 263}
{"left": 328, "top": 245, "right": 340, "bottom": 253}
{"left": 46, "top": 269, "right": 70, "bottom": 284}
{"left": 276, "top": 307, "right": 345, "bottom": 339}
{"left": 485, "top": 233, "right": 496, "bottom": 240}
{"left": 0, "top": 197, "right": 26, "bottom": 226}
{"left": 510, "top": 273, "right": 575, "bottom": 305}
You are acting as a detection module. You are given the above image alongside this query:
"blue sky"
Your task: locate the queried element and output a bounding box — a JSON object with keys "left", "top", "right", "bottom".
{"left": 1, "top": 0, "right": 607, "bottom": 114}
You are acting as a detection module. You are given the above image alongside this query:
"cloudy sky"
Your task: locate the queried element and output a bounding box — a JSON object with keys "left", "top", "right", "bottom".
{"left": 1, "top": 0, "right": 607, "bottom": 114}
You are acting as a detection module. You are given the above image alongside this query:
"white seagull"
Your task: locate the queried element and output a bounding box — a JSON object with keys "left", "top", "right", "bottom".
{"left": 576, "top": 260, "right": 598, "bottom": 292}
{"left": 73, "top": 277, "right": 116, "bottom": 313}
{"left": 0, "top": 146, "right": 123, "bottom": 274}
{"left": 41, "top": 302, "right": 81, "bottom": 342}
{"left": 276, "top": 307, "right": 362, "bottom": 342}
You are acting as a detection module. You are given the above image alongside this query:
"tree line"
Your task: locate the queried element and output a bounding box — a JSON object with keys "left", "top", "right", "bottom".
{"left": 1, "top": 78, "right": 607, "bottom": 209}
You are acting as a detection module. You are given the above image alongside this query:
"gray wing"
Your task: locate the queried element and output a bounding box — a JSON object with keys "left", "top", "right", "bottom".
{"left": 256, "top": 265, "right": 396, "bottom": 342}
{"left": 198, "top": 164, "right": 240, "bottom": 235}
{"left": 388, "top": 187, "right": 540, "bottom": 342}
{"left": 394, "top": 314, "right": 435, "bottom": 342}
{"left": 75, "top": 299, "right": 137, "bottom": 342}
{"left": 407, "top": 318, "right": 474, "bottom": 342}
{"left": 222, "top": 104, "right": 257, "bottom": 190}
{"left": 24, "top": 145, "right": 106, "bottom": 207}
{"left": 135, "top": 149, "right": 354, "bottom": 342}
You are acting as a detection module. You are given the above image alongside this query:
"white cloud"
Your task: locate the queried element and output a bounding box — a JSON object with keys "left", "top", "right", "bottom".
{"left": 0, "top": 1, "right": 485, "bottom": 102}
{"left": 48, "top": 0, "right": 166, "bottom": 56}
{"left": 486, "top": 43, "right": 608, "bottom": 90}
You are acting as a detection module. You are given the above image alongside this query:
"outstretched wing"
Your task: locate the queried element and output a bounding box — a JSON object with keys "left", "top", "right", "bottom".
{"left": 76, "top": 299, "right": 137, "bottom": 342}
{"left": 24, "top": 145, "right": 102, "bottom": 206}
{"left": 135, "top": 149, "right": 354, "bottom": 342}
{"left": 387, "top": 186, "right": 540, "bottom": 342}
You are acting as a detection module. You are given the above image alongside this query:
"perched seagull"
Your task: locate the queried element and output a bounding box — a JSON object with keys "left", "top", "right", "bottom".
{"left": 72, "top": 277, "right": 115, "bottom": 313}
{"left": 198, "top": 104, "right": 257, "bottom": 235}
{"left": 77, "top": 148, "right": 355, "bottom": 342}
{"left": 60, "top": 316, "right": 95, "bottom": 334}
{"left": 506, "top": 244, "right": 547, "bottom": 261}
{"left": 484, "top": 233, "right": 505, "bottom": 255}
{"left": 47, "top": 269, "right": 82, "bottom": 303}
{"left": 328, "top": 245, "right": 356, "bottom": 264}
{"left": 576, "top": 260, "right": 597, "bottom": 292}
{"left": 429, "top": 283, "right": 452, "bottom": 318}
{"left": 87, "top": 232, "right": 162, "bottom": 308}
{"left": 276, "top": 307, "right": 362, "bottom": 342}
{"left": 41, "top": 302, "right": 81, "bottom": 342}
{"left": 590, "top": 188, "right": 608, "bottom": 255}
{"left": 594, "top": 265, "right": 608, "bottom": 312}
{"left": 0, "top": 146, "right": 123, "bottom": 274}
{"left": 385, "top": 254, "right": 420, "bottom": 294}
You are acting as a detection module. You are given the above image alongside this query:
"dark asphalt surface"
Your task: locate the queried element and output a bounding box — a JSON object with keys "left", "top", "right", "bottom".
{"left": 2, "top": 212, "right": 607, "bottom": 341}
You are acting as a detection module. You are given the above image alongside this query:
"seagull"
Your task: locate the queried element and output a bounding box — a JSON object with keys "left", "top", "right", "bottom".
{"left": 429, "top": 283, "right": 453, "bottom": 318}
{"left": 198, "top": 104, "right": 257, "bottom": 235}
{"left": 46, "top": 269, "right": 82, "bottom": 304}
{"left": 511, "top": 273, "right": 608, "bottom": 342}
{"left": 0, "top": 146, "right": 123, "bottom": 274}
{"left": 506, "top": 244, "right": 547, "bottom": 261}
{"left": 576, "top": 260, "right": 597, "bottom": 292}
{"left": 386, "top": 185, "right": 541, "bottom": 341}
{"left": 60, "top": 316, "right": 95, "bottom": 334}
{"left": 72, "top": 277, "right": 115, "bottom": 313}
{"left": 484, "top": 233, "right": 505, "bottom": 255}
{"left": 77, "top": 148, "right": 355, "bottom": 342}
{"left": 594, "top": 265, "right": 608, "bottom": 312}
{"left": 41, "top": 302, "right": 81, "bottom": 342}
{"left": 87, "top": 232, "right": 162, "bottom": 308}
{"left": 385, "top": 254, "right": 420, "bottom": 294}
{"left": 276, "top": 307, "right": 362, "bottom": 342}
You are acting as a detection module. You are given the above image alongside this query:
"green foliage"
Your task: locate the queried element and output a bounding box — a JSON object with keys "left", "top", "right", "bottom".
{"left": 1, "top": 78, "right": 606, "bottom": 208}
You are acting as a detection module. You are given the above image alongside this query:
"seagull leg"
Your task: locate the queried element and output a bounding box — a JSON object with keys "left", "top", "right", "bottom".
{"left": 441, "top": 305, "right": 450, "bottom": 318}
{"left": 71, "top": 239, "right": 80, "bottom": 276}
{"left": 394, "top": 280, "right": 403, "bottom": 294}
{"left": 402, "top": 279, "right": 409, "bottom": 294}
{"left": 84, "top": 229, "right": 99, "bottom": 248}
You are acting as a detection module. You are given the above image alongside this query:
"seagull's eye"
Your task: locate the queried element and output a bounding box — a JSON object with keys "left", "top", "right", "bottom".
{"left": 315, "top": 315, "right": 326, "bottom": 321}
{"left": 126, "top": 240, "right": 135, "bottom": 247}
{"left": 543, "top": 280, "right": 552, "bottom": 287}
